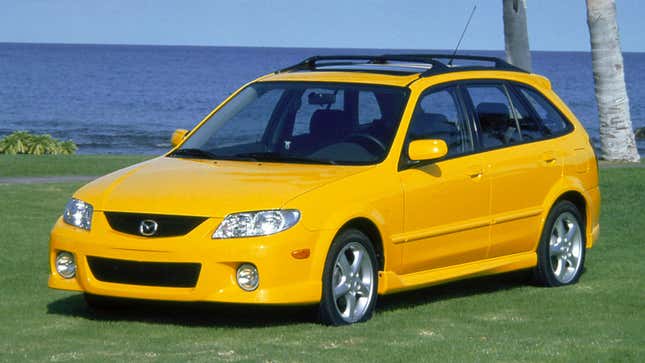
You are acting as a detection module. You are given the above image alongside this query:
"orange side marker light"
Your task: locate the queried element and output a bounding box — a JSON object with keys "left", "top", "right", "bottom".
{"left": 291, "top": 249, "right": 310, "bottom": 259}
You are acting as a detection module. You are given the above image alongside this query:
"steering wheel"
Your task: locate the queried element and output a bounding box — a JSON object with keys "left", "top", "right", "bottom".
{"left": 345, "top": 133, "right": 386, "bottom": 154}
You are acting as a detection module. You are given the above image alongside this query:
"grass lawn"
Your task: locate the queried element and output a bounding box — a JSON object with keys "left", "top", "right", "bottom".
{"left": 0, "top": 168, "right": 643, "bottom": 361}
{"left": 0, "top": 155, "right": 150, "bottom": 177}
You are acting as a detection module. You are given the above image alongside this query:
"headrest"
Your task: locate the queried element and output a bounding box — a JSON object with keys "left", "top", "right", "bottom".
{"left": 410, "top": 112, "right": 453, "bottom": 136}
{"left": 420, "top": 112, "right": 449, "bottom": 124}
{"left": 310, "top": 110, "right": 350, "bottom": 137}
{"left": 476, "top": 102, "right": 509, "bottom": 119}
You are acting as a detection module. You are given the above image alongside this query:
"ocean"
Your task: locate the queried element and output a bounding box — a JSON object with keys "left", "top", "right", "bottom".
{"left": 1, "top": 42, "right": 643, "bottom": 156}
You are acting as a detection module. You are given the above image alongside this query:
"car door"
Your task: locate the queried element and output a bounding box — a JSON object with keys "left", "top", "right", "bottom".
{"left": 462, "top": 82, "right": 563, "bottom": 258}
{"left": 398, "top": 85, "right": 490, "bottom": 274}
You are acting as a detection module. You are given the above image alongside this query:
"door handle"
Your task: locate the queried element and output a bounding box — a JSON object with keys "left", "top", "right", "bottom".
{"left": 467, "top": 165, "right": 483, "bottom": 178}
{"left": 542, "top": 151, "right": 557, "bottom": 164}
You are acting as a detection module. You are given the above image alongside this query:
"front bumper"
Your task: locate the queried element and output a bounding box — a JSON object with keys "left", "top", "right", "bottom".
{"left": 48, "top": 212, "right": 325, "bottom": 304}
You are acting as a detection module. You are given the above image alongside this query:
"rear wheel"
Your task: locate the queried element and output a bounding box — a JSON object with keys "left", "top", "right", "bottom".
{"left": 534, "top": 200, "right": 586, "bottom": 286}
{"left": 319, "top": 229, "right": 378, "bottom": 325}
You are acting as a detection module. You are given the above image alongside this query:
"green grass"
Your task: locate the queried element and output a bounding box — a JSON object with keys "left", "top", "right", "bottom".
{"left": 0, "top": 155, "right": 150, "bottom": 177}
{"left": 0, "top": 169, "right": 643, "bottom": 361}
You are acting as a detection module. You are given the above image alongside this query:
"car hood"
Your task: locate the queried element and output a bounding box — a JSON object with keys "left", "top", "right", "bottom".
{"left": 74, "top": 157, "right": 371, "bottom": 217}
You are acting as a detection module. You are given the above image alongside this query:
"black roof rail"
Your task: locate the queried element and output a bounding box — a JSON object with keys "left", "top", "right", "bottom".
{"left": 383, "top": 53, "right": 527, "bottom": 75}
{"left": 275, "top": 53, "right": 528, "bottom": 76}
{"left": 276, "top": 55, "right": 448, "bottom": 74}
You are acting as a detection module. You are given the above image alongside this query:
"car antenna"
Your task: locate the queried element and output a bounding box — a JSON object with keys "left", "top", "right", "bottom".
{"left": 447, "top": 4, "right": 477, "bottom": 66}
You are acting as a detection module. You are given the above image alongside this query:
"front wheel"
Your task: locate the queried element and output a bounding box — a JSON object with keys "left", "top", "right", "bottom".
{"left": 534, "top": 200, "right": 586, "bottom": 286}
{"left": 319, "top": 229, "right": 378, "bottom": 325}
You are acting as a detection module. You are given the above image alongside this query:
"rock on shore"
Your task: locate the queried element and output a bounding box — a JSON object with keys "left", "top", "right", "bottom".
{"left": 636, "top": 127, "right": 645, "bottom": 139}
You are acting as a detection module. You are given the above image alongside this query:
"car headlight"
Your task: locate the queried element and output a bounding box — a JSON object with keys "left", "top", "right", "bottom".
{"left": 213, "top": 210, "right": 300, "bottom": 239}
{"left": 62, "top": 198, "right": 93, "bottom": 230}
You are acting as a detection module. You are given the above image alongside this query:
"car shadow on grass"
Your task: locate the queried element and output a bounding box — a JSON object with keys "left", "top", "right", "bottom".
{"left": 46, "top": 269, "right": 547, "bottom": 327}
{"left": 377, "top": 270, "right": 534, "bottom": 312}
{"left": 47, "top": 294, "right": 319, "bottom": 328}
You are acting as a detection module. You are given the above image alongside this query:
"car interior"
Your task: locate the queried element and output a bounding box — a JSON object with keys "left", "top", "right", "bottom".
{"left": 476, "top": 102, "right": 521, "bottom": 148}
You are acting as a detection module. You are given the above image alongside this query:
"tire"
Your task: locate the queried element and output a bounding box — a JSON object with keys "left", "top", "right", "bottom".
{"left": 319, "top": 229, "right": 378, "bottom": 325}
{"left": 534, "top": 200, "right": 586, "bottom": 286}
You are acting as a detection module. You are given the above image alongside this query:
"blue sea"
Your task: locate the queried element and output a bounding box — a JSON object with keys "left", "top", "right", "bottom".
{"left": 1, "top": 42, "right": 643, "bottom": 156}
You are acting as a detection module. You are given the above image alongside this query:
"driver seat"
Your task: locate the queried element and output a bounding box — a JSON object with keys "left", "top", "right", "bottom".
{"left": 291, "top": 109, "right": 352, "bottom": 153}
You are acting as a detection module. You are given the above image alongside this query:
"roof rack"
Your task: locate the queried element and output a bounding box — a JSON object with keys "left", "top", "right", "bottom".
{"left": 276, "top": 54, "right": 527, "bottom": 77}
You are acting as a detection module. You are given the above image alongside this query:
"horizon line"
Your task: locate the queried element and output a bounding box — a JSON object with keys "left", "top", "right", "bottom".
{"left": 3, "top": 41, "right": 641, "bottom": 54}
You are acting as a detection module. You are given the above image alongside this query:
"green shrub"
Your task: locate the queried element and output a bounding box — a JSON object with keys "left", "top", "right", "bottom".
{"left": 0, "top": 131, "right": 77, "bottom": 155}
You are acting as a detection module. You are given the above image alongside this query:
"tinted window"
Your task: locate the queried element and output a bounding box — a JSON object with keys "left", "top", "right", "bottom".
{"left": 407, "top": 87, "right": 473, "bottom": 157}
{"left": 518, "top": 87, "right": 570, "bottom": 135}
{"left": 466, "top": 84, "right": 520, "bottom": 148}
{"left": 507, "top": 90, "right": 548, "bottom": 141}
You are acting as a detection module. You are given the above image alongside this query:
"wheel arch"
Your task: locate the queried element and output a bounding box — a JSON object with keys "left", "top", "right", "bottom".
{"left": 338, "top": 217, "right": 385, "bottom": 271}
{"left": 540, "top": 176, "right": 597, "bottom": 249}
{"left": 538, "top": 174, "right": 599, "bottom": 249}
{"left": 554, "top": 191, "right": 587, "bottom": 227}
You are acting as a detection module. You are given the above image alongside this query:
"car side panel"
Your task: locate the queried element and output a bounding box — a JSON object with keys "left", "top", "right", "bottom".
{"left": 485, "top": 138, "right": 564, "bottom": 258}
{"left": 397, "top": 156, "right": 491, "bottom": 274}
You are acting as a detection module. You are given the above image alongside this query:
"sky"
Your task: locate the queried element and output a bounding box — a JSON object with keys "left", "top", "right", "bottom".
{"left": 1, "top": 0, "right": 643, "bottom": 52}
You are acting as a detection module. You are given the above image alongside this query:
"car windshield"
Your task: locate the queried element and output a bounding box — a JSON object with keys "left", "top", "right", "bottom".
{"left": 171, "top": 82, "right": 409, "bottom": 165}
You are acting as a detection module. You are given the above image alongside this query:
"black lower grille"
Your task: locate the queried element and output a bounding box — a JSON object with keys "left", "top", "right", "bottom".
{"left": 104, "top": 212, "right": 207, "bottom": 238}
{"left": 87, "top": 256, "right": 201, "bottom": 288}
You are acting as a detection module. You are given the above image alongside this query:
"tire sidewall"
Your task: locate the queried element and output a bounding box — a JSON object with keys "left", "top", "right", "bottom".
{"left": 319, "top": 229, "right": 378, "bottom": 325}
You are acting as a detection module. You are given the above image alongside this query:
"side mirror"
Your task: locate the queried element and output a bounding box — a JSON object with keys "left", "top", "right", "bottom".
{"left": 408, "top": 139, "right": 448, "bottom": 161}
{"left": 171, "top": 129, "right": 188, "bottom": 147}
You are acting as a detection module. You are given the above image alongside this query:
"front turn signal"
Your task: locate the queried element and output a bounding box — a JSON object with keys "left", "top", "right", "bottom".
{"left": 291, "top": 249, "right": 310, "bottom": 259}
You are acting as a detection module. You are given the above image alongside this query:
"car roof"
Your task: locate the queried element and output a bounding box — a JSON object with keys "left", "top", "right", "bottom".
{"left": 259, "top": 54, "right": 540, "bottom": 88}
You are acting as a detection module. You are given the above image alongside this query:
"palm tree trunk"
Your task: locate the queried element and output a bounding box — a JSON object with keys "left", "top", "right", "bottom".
{"left": 586, "top": 0, "right": 640, "bottom": 162}
{"left": 503, "top": 0, "right": 532, "bottom": 72}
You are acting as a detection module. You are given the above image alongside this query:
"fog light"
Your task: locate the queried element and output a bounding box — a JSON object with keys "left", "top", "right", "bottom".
{"left": 236, "top": 263, "right": 259, "bottom": 291}
{"left": 55, "top": 251, "right": 76, "bottom": 279}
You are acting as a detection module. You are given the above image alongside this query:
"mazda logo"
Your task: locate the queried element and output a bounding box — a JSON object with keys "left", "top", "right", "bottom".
{"left": 139, "top": 219, "right": 159, "bottom": 237}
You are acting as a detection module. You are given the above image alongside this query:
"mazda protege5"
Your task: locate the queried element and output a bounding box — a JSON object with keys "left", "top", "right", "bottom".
{"left": 49, "top": 54, "right": 600, "bottom": 325}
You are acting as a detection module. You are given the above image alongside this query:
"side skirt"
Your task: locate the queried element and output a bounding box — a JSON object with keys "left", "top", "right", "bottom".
{"left": 378, "top": 252, "right": 537, "bottom": 294}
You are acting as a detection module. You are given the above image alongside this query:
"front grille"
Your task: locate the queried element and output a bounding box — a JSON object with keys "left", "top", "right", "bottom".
{"left": 87, "top": 256, "right": 201, "bottom": 288}
{"left": 104, "top": 212, "right": 207, "bottom": 237}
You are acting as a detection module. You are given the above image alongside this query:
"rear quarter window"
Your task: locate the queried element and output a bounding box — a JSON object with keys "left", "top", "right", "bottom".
{"left": 517, "top": 86, "right": 571, "bottom": 135}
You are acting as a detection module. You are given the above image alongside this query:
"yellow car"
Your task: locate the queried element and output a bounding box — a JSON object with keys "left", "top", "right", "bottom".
{"left": 49, "top": 54, "right": 600, "bottom": 325}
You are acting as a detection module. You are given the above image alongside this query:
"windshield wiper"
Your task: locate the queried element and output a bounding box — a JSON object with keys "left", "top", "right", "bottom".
{"left": 170, "top": 148, "right": 219, "bottom": 160}
{"left": 233, "top": 152, "right": 336, "bottom": 165}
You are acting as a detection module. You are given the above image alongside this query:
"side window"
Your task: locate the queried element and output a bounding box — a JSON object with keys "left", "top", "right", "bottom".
{"left": 407, "top": 87, "right": 473, "bottom": 157}
{"left": 358, "top": 91, "right": 382, "bottom": 125}
{"left": 293, "top": 89, "right": 344, "bottom": 136}
{"left": 518, "top": 87, "right": 570, "bottom": 135}
{"left": 465, "top": 84, "right": 521, "bottom": 148}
